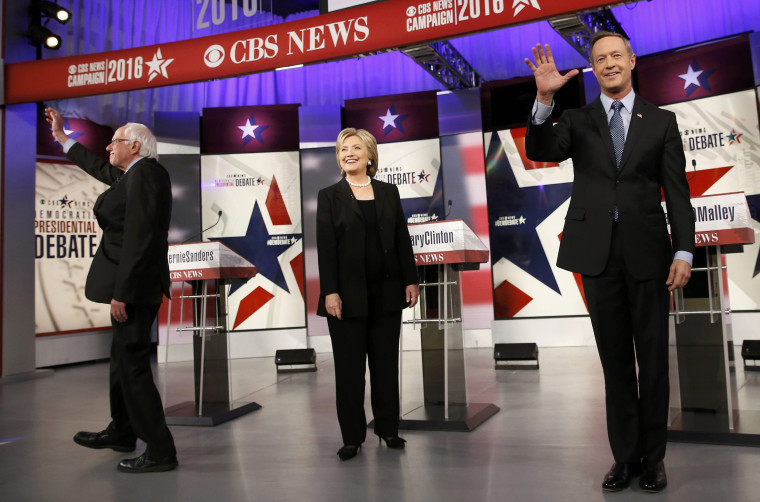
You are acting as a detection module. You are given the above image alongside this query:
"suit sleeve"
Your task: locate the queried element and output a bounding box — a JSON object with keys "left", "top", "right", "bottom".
{"left": 113, "top": 164, "right": 170, "bottom": 303}
{"left": 316, "top": 188, "right": 339, "bottom": 296}
{"left": 660, "top": 112, "right": 695, "bottom": 255}
{"left": 392, "top": 185, "right": 418, "bottom": 286}
{"left": 65, "top": 142, "right": 122, "bottom": 185}
{"left": 525, "top": 111, "right": 574, "bottom": 163}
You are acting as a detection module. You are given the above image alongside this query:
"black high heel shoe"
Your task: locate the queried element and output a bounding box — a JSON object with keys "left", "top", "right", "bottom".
{"left": 378, "top": 436, "right": 406, "bottom": 449}
{"left": 337, "top": 444, "right": 361, "bottom": 461}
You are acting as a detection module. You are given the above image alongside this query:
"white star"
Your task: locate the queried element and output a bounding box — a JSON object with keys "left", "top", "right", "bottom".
{"left": 238, "top": 119, "right": 260, "bottom": 140}
{"left": 513, "top": 0, "right": 541, "bottom": 16}
{"left": 145, "top": 48, "right": 174, "bottom": 83}
{"left": 678, "top": 65, "right": 703, "bottom": 90}
{"left": 518, "top": 216, "right": 526, "bottom": 224}
{"left": 378, "top": 109, "right": 399, "bottom": 130}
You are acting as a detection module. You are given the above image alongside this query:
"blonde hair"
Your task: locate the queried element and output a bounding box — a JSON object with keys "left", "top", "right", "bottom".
{"left": 335, "top": 128, "right": 378, "bottom": 178}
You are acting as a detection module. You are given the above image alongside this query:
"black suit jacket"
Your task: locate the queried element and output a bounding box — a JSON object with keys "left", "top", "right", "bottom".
{"left": 525, "top": 95, "right": 695, "bottom": 279}
{"left": 67, "top": 143, "right": 172, "bottom": 305}
{"left": 316, "top": 178, "right": 418, "bottom": 318}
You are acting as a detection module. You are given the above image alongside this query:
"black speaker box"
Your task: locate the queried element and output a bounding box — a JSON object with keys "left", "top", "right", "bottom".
{"left": 275, "top": 348, "right": 317, "bottom": 372}
{"left": 493, "top": 343, "right": 539, "bottom": 370}
{"left": 742, "top": 340, "right": 760, "bottom": 371}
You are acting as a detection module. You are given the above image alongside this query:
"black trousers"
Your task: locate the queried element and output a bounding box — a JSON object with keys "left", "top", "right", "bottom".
{"left": 327, "top": 310, "right": 403, "bottom": 445}
{"left": 109, "top": 303, "right": 175, "bottom": 458}
{"left": 581, "top": 224, "right": 671, "bottom": 465}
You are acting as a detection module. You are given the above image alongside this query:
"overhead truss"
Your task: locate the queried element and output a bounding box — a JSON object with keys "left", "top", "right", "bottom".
{"left": 548, "top": 7, "right": 630, "bottom": 62}
{"left": 401, "top": 40, "right": 483, "bottom": 90}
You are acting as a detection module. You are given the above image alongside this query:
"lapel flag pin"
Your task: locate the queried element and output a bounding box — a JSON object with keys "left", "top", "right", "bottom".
{"left": 637, "top": 113, "right": 643, "bottom": 118}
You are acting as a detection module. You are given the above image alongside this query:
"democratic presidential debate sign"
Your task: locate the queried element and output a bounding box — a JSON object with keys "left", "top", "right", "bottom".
{"left": 5, "top": 0, "right": 619, "bottom": 104}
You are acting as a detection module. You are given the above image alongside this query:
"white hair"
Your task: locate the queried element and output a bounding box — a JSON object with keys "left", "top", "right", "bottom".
{"left": 122, "top": 122, "right": 158, "bottom": 159}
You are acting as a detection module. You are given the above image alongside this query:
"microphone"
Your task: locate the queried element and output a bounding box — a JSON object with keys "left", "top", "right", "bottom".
{"left": 687, "top": 159, "right": 697, "bottom": 182}
{"left": 444, "top": 199, "right": 452, "bottom": 218}
{"left": 181, "top": 210, "right": 223, "bottom": 243}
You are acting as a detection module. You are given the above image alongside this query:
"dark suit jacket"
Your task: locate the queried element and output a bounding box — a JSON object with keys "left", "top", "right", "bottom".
{"left": 67, "top": 143, "right": 172, "bottom": 305}
{"left": 316, "top": 178, "right": 418, "bottom": 318}
{"left": 525, "top": 95, "right": 695, "bottom": 279}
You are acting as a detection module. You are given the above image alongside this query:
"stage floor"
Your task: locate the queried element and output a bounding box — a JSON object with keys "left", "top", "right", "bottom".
{"left": 2, "top": 346, "right": 759, "bottom": 501}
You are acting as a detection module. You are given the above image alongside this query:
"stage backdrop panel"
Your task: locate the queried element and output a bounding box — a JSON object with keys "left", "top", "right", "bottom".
{"left": 484, "top": 128, "right": 580, "bottom": 319}
{"left": 35, "top": 116, "right": 113, "bottom": 336}
{"left": 345, "top": 91, "right": 444, "bottom": 223}
{"left": 201, "top": 151, "right": 304, "bottom": 330}
{"left": 662, "top": 89, "right": 760, "bottom": 310}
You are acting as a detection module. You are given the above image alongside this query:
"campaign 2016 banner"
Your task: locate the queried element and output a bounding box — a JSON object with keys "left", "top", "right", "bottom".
{"left": 484, "top": 127, "right": 580, "bottom": 319}
{"left": 662, "top": 89, "right": 760, "bottom": 310}
{"left": 200, "top": 151, "right": 305, "bottom": 330}
{"left": 6, "top": 0, "right": 618, "bottom": 104}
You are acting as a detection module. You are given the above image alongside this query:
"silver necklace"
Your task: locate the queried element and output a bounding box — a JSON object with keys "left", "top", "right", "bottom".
{"left": 346, "top": 177, "right": 371, "bottom": 187}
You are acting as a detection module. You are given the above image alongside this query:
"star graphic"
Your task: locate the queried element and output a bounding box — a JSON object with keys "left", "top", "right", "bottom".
{"left": 485, "top": 132, "right": 573, "bottom": 294}
{"left": 378, "top": 105, "right": 409, "bottom": 135}
{"left": 513, "top": 0, "right": 541, "bottom": 16}
{"left": 678, "top": 59, "right": 715, "bottom": 97}
{"left": 237, "top": 114, "right": 268, "bottom": 145}
{"left": 145, "top": 48, "right": 174, "bottom": 83}
{"left": 417, "top": 170, "right": 431, "bottom": 183}
{"left": 211, "top": 201, "right": 296, "bottom": 295}
{"left": 726, "top": 128, "right": 743, "bottom": 145}
{"left": 58, "top": 195, "right": 73, "bottom": 208}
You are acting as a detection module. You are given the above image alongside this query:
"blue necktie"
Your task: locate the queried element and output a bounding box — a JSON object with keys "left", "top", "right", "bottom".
{"left": 610, "top": 101, "right": 625, "bottom": 168}
{"left": 610, "top": 101, "right": 624, "bottom": 221}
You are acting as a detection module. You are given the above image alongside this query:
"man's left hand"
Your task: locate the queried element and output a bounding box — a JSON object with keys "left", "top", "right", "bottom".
{"left": 666, "top": 259, "right": 691, "bottom": 292}
{"left": 111, "top": 299, "right": 128, "bottom": 322}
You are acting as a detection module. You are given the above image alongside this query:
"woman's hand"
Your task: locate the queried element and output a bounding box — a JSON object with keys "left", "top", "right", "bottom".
{"left": 325, "top": 293, "right": 342, "bottom": 320}
{"left": 405, "top": 284, "right": 419, "bottom": 308}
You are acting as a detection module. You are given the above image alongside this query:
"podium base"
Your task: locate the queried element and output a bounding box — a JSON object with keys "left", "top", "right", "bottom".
{"left": 397, "top": 402, "right": 500, "bottom": 432}
{"left": 668, "top": 408, "right": 760, "bottom": 446}
{"left": 165, "top": 400, "right": 261, "bottom": 427}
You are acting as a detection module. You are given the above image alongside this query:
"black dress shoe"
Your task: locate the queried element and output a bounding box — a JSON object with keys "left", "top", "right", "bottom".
{"left": 73, "top": 429, "right": 136, "bottom": 452}
{"left": 117, "top": 452, "right": 178, "bottom": 473}
{"left": 602, "top": 462, "right": 641, "bottom": 492}
{"left": 337, "top": 445, "right": 361, "bottom": 461}
{"left": 639, "top": 461, "right": 667, "bottom": 492}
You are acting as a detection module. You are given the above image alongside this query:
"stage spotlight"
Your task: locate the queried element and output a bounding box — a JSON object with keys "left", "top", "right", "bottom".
{"left": 29, "top": 23, "right": 61, "bottom": 49}
{"left": 37, "top": 1, "right": 71, "bottom": 24}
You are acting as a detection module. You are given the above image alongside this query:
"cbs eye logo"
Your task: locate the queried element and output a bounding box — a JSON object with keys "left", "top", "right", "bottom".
{"left": 406, "top": 6, "right": 417, "bottom": 16}
{"left": 204, "top": 44, "right": 226, "bottom": 68}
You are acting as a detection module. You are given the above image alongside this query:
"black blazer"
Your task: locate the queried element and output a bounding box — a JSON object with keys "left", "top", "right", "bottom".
{"left": 67, "top": 143, "right": 172, "bottom": 305}
{"left": 525, "top": 95, "right": 695, "bottom": 280}
{"left": 316, "top": 178, "right": 418, "bottom": 318}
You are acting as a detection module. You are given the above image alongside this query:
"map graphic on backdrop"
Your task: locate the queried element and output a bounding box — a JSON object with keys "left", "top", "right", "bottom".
{"left": 663, "top": 89, "right": 760, "bottom": 310}
{"left": 35, "top": 161, "right": 111, "bottom": 335}
{"left": 200, "top": 152, "right": 305, "bottom": 330}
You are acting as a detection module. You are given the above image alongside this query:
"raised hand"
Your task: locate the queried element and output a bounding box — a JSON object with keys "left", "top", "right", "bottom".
{"left": 44, "top": 107, "right": 71, "bottom": 145}
{"left": 525, "top": 44, "right": 580, "bottom": 105}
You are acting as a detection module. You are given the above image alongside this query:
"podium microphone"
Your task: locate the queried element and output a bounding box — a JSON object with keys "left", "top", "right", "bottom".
{"left": 687, "top": 159, "right": 697, "bottom": 182}
{"left": 444, "top": 199, "right": 452, "bottom": 218}
{"left": 181, "top": 210, "right": 223, "bottom": 243}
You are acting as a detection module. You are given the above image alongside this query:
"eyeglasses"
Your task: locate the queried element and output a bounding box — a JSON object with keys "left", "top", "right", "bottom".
{"left": 110, "top": 138, "right": 133, "bottom": 145}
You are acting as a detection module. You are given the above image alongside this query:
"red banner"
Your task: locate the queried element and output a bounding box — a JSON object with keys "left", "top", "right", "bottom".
{"left": 5, "top": 0, "right": 614, "bottom": 104}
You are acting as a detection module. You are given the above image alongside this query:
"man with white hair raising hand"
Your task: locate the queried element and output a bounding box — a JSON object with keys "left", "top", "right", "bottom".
{"left": 45, "top": 108, "right": 177, "bottom": 473}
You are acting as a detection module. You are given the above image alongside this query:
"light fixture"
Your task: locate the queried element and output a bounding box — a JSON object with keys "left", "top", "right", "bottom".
{"left": 37, "top": 1, "right": 71, "bottom": 25}
{"left": 28, "top": 23, "right": 61, "bottom": 49}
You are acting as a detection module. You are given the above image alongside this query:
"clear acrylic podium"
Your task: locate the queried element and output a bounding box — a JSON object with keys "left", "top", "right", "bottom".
{"left": 400, "top": 220, "right": 500, "bottom": 431}
{"left": 667, "top": 192, "right": 758, "bottom": 444}
{"left": 162, "top": 241, "right": 261, "bottom": 426}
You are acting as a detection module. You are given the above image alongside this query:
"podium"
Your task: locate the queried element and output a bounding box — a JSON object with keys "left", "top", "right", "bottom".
{"left": 666, "top": 192, "right": 759, "bottom": 444}
{"left": 162, "top": 241, "right": 262, "bottom": 426}
{"left": 400, "top": 220, "right": 500, "bottom": 431}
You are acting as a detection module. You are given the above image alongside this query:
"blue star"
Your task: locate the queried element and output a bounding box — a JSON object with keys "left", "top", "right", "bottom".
{"left": 417, "top": 170, "right": 430, "bottom": 183}
{"left": 58, "top": 195, "right": 73, "bottom": 208}
{"left": 238, "top": 114, "right": 269, "bottom": 146}
{"left": 379, "top": 104, "right": 408, "bottom": 136}
{"left": 485, "top": 132, "right": 573, "bottom": 294}
{"left": 211, "top": 201, "right": 296, "bottom": 294}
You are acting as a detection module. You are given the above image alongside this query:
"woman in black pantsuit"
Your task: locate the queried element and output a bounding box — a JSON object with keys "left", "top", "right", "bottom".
{"left": 316, "top": 128, "right": 419, "bottom": 461}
